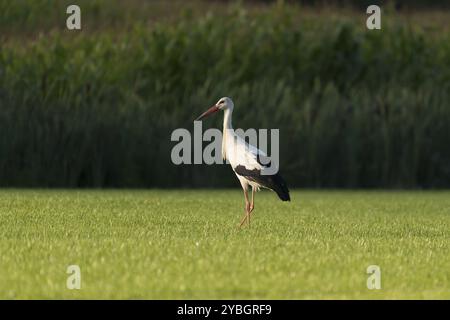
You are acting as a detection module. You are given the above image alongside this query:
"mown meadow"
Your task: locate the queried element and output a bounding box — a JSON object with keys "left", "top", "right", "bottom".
{"left": 0, "top": 189, "right": 449, "bottom": 299}
{"left": 0, "top": 1, "right": 449, "bottom": 188}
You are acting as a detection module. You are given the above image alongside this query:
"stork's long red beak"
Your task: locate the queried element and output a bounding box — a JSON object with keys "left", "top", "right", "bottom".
{"left": 195, "top": 105, "right": 219, "bottom": 121}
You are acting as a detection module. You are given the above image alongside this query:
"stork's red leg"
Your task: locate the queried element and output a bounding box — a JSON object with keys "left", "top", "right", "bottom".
{"left": 239, "top": 187, "right": 250, "bottom": 227}
{"left": 248, "top": 187, "right": 255, "bottom": 225}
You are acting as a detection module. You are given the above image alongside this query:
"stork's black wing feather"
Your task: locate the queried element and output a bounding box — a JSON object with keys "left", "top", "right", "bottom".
{"left": 234, "top": 165, "right": 290, "bottom": 201}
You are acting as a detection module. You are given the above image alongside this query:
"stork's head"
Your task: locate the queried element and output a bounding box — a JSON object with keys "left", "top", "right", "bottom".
{"left": 195, "top": 97, "right": 234, "bottom": 121}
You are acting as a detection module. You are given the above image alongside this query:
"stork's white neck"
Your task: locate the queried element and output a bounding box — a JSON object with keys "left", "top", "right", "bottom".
{"left": 222, "top": 108, "right": 233, "bottom": 160}
{"left": 223, "top": 108, "right": 233, "bottom": 130}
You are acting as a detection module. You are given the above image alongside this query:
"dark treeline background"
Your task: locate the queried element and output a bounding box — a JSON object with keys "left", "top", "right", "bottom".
{"left": 0, "top": 0, "right": 449, "bottom": 188}
{"left": 250, "top": 0, "right": 449, "bottom": 9}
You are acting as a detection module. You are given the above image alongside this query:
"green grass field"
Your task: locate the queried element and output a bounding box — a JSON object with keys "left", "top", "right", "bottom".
{"left": 0, "top": 190, "right": 449, "bottom": 299}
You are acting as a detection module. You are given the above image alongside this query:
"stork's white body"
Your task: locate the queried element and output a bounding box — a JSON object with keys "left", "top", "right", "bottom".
{"left": 221, "top": 108, "right": 263, "bottom": 191}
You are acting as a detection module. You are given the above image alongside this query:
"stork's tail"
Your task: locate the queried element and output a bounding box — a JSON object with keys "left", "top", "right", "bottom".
{"left": 271, "top": 173, "right": 290, "bottom": 201}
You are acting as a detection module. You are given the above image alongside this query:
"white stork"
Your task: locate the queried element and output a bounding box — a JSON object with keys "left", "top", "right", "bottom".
{"left": 195, "top": 97, "right": 290, "bottom": 227}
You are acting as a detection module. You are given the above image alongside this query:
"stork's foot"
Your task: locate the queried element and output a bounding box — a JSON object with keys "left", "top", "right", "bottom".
{"left": 248, "top": 205, "right": 254, "bottom": 226}
{"left": 239, "top": 213, "right": 248, "bottom": 228}
{"left": 239, "top": 202, "right": 251, "bottom": 228}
